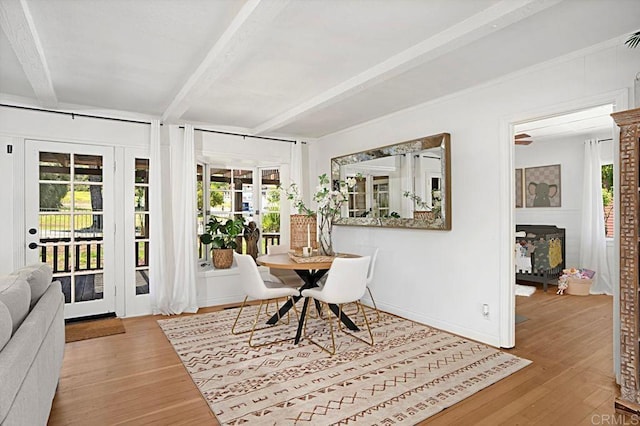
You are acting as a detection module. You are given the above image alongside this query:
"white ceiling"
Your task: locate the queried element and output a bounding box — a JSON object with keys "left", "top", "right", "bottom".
{"left": 1, "top": 0, "right": 639, "bottom": 139}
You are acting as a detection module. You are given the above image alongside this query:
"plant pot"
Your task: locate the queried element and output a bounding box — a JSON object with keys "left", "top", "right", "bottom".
{"left": 413, "top": 210, "right": 434, "bottom": 221}
{"left": 212, "top": 248, "right": 234, "bottom": 269}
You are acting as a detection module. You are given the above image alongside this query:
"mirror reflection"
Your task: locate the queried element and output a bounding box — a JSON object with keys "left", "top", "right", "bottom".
{"left": 332, "top": 133, "right": 451, "bottom": 230}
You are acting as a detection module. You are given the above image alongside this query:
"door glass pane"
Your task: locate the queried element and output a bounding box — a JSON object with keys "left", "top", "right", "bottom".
{"left": 135, "top": 158, "right": 149, "bottom": 184}
{"left": 74, "top": 184, "right": 103, "bottom": 212}
{"left": 135, "top": 187, "right": 148, "bottom": 212}
{"left": 74, "top": 213, "right": 103, "bottom": 239}
{"left": 135, "top": 240, "right": 149, "bottom": 266}
{"left": 74, "top": 154, "right": 103, "bottom": 183}
{"left": 39, "top": 182, "right": 70, "bottom": 213}
{"left": 40, "top": 152, "right": 70, "bottom": 181}
{"left": 75, "top": 242, "right": 103, "bottom": 271}
{"left": 42, "top": 244, "right": 72, "bottom": 275}
{"left": 135, "top": 270, "right": 149, "bottom": 295}
{"left": 74, "top": 273, "right": 104, "bottom": 302}
{"left": 39, "top": 214, "right": 70, "bottom": 241}
{"left": 134, "top": 213, "right": 149, "bottom": 238}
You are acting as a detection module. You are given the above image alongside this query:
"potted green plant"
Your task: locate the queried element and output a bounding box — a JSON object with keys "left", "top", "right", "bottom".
{"left": 199, "top": 216, "right": 245, "bottom": 269}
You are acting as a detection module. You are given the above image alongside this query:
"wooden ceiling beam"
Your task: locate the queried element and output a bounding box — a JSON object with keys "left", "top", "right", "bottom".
{"left": 252, "top": 0, "right": 562, "bottom": 136}
{"left": 0, "top": 0, "right": 57, "bottom": 108}
{"left": 161, "top": 0, "right": 291, "bottom": 124}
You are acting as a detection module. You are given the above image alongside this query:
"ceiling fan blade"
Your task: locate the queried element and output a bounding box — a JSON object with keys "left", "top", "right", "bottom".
{"left": 514, "top": 133, "right": 531, "bottom": 139}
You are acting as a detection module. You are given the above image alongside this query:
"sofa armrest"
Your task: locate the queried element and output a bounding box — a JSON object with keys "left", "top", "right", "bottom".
{"left": 0, "top": 281, "right": 64, "bottom": 424}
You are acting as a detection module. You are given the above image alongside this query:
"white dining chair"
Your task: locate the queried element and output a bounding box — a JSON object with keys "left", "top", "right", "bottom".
{"left": 232, "top": 253, "right": 300, "bottom": 348}
{"left": 363, "top": 247, "right": 381, "bottom": 322}
{"left": 301, "top": 256, "right": 373, "bottom": 355}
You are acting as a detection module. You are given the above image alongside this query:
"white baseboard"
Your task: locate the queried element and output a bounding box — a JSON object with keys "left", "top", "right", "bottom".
{"left": 374, "top": 300, "right": 500, "bottom": 348}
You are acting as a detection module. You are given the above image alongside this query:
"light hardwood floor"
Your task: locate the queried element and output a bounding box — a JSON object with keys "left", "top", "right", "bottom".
{"left": 49, "top": 287, "right": 619, "bottom": 425}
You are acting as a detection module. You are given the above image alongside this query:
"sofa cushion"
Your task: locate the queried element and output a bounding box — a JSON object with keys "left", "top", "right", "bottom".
{"left": 0, "top": 276, "right": 31, "bottom": 335}
{"left": 0, "top": 301, "right": 11, "bottom": 351}
{"left": 12, "top": 263, "right": 53, "bottom": 307}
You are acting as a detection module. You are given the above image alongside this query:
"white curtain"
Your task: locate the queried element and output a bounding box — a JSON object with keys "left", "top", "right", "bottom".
{"left": 168, "top": 124, "right": 198, "bottom": 313}
{"left": 580, "top": 139, "right": 613, "bottom": 295}
{"left": 150, "top": 123, "right": 198, "bottom": 315}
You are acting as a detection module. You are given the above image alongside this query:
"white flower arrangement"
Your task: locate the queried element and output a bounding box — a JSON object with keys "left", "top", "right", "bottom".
{"left": 281, "top": 173, "right": 357, "bottom": 255}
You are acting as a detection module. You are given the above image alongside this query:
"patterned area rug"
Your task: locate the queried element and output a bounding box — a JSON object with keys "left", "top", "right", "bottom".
{"left": 158, "top": 306, "right": 531, "bottom": 425}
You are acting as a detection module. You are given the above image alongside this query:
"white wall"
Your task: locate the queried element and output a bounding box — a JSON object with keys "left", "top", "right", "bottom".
{"left": 515, "top": 132, "right": 613, "bottom": 267}
{"left": 308, "top": 39, "right": 638, "bottom": 347}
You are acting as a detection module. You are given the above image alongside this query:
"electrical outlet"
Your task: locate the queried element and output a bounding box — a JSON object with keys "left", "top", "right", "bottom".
{"left": 482, "top": 304, "right": 489, "bottom": 318}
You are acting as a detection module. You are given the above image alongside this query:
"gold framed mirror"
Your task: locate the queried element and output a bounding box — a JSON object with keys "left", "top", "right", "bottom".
{"left": 332, "top": 132, "right": 451, "bottom": 230}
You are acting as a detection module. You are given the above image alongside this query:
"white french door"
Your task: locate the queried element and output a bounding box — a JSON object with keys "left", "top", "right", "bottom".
{"left": 25, "top": 140, "right": 115, "bottom": 319}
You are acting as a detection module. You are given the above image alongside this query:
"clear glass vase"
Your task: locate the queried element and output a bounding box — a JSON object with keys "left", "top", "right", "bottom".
{"left": 318, "top": 219, "right": 334, "bottom": 256}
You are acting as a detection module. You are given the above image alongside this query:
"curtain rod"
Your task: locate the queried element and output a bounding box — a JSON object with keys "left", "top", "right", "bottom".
{"left": 0, "top": 103, "right": 302, "bottom": 144}
{"left": 0, "top": 103, "right": 152, "bottom": 125}
{"left": 598, "top": 138, "right": 613, "bottom": 142}
{"left": 185, "top": 126, "right": 298, "bottom": 144}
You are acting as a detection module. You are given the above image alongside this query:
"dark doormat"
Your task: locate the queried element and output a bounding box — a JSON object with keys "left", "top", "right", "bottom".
{"left": 65, "top": 317, "right": 125, "bottom": 343}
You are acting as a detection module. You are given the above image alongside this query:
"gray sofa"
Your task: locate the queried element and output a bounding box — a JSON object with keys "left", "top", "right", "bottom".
{"left": 0, "top": 263, "right": 65, "bottom": 426}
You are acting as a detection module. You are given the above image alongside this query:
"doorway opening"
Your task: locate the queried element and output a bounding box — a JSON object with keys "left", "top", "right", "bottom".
{"left": 511, "top": 103, "right": 618, "bottom": 385}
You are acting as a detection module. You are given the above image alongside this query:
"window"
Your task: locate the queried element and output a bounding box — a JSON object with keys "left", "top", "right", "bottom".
{"left": 373, "top": 177, "right": 389, "bottom": 218}
{"left": 602, "top": 164, "right": 614, "bottom": 238}
{"left": 196, "top": 165, "right": 282, "bottom": 260}
{"left": 347, "top": 176, "right": 367, "bottom": 217}
{"left": 209, "top": 168, "right": 254, "bottom": 222}
{"left": 134, "top": 158, "right": 150, "bottom": 295}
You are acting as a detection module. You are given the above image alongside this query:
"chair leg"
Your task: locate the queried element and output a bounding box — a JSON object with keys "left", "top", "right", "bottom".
{"left": 231, "top": 296, "right": 249, "bottom": 335}
{"left": 232, "top": 296, "right": 295, "bottom": 336}
{"left": 303, "top": 302, "right": 336, "bottom": 356}
{"left": 339, "top": 302, "right": 374, "bottom": 347}
{"left": 247, "top": 297, "right": 299, "bottom": 348}
{"left": 366, "top": 287, "right": 381, "bottom": 323}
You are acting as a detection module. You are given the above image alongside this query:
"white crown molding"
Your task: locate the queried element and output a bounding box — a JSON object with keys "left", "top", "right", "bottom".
{"left": 0, "top": 0, "right": 57, "bottom": 108}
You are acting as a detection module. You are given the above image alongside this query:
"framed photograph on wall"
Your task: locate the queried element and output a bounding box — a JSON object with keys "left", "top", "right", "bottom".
{"left": 525, "top": 164, "right": 561, "bottom": 207}
{"left": 515, "top": 168, "right": 523, "bottom": 208}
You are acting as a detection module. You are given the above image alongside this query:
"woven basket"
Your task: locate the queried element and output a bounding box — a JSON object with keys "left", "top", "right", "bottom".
{"left": 212, "top": 248, "right": 234, "bottom": 269}
{"left": 413, "top": 211, "right": 434, "bottom": 221}
{"left": 566, "top": 278, "right": 592, "bottom": 296}
{"left": 290, "top": 214, "right": 317, "bottom": 250}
